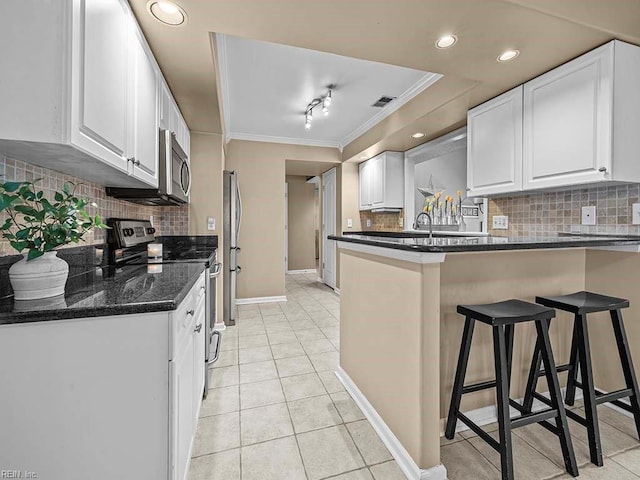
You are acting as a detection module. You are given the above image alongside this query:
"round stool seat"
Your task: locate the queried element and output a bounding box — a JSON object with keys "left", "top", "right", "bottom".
{"left": 536, "top": 291, "right": 629, "bottom": 314}
{"left": 457, "top": 299, "right": 555, "bottom": 326}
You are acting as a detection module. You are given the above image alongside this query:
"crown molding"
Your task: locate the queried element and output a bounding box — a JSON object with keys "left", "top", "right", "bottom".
{"left": 228, "top": 132, "right": 341, "bottom": 149}
{"left": 339, "top": 72, "right": 443, "bottom": 149}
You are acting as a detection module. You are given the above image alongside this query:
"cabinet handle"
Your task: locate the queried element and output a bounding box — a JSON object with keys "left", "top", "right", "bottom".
{"left": 126, "top": 157, "right": 134, "bottom": 163}
{"left": 599, "top": 166, "right": 607, "bottom": 173}
{"left": 134, "top": 159, "right": 141, "bottom": 166}
{"left": 194, "top": 323, "right": 202, "bottom": 333}
{"left": 466, "top": 188, "right": 471, "bottom": 191}
{"left": 186, "top": 309, "right": 195, "bottom": 316}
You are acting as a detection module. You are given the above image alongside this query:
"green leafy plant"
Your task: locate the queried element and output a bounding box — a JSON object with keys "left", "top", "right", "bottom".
{"left": 0, "top": 179, "right": 107, "bottom": 260}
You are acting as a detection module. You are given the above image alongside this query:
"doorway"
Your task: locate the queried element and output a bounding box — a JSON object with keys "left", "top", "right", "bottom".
{"left": 322, "top": 168, "right": 336, "bottom": 289}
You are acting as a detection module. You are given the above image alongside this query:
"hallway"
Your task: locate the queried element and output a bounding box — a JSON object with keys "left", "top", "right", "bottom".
{"left": 188, "top": 273, "right": 406, "bottom": 480}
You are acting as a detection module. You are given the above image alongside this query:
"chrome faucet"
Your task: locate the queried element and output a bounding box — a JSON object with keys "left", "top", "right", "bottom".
{"left": 413, "top": 212, "right": 433, "bottom": 238}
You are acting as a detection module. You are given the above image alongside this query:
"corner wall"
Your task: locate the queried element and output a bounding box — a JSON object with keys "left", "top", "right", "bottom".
{"left": 286, "top": 175, "right": 317, "bottom": 271}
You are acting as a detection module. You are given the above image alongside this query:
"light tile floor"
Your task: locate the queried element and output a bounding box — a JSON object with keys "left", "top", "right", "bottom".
{"left": 188, "top": 273, "right": 406, "bottom": 480}
{"left": 190, "top": 272, "right": 640, "bottom": 479}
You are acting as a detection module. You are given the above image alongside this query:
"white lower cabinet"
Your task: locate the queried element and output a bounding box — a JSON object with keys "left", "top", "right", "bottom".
{"left": 0, "top": 270, "right": 206, "bottom": 480}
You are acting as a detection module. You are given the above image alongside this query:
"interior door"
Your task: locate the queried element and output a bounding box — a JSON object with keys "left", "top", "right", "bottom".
{"left": 322, "top": 168, "right": 337, "bottom": 289}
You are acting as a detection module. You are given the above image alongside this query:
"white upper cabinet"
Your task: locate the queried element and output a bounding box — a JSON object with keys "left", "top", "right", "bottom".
{"left": 523, "top": 41, "right": 640, "bottom": 189}
{"left": 0, "top": 0, "right": 189, "bottom": 189}
{"left": 72, "top": 0, "right": 130, "bottom": 174}
{"left": 467, "top": 40, "right": 640, "bottom": 195}
{"left": 467, "top": 86, "right": 523, "bottom": 196}
{"left": 359, "top": 152, "right": 404, "bottom": 211}
{"left": 130, "top": 29, "right": 159, "bottom": 187}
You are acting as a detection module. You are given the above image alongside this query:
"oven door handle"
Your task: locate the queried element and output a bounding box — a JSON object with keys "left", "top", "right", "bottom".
{"left": 209, "top": 262, "right": 222, "bottom": 278}
{"left": 208, "top": 331, "right": 222, "bottom": 365}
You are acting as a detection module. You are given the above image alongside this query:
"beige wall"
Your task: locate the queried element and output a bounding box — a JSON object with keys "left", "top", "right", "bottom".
{"left": 225, "top": 140, "right": 340, "bottom": 299}
{"left": 188, "top": 132, "right": 224, "bottom": 323}
{"left": 286, "top": 175, "right": 317, "bottom": 271}
{"left": 340, "top": 162, "right": 361, "bottom": 233}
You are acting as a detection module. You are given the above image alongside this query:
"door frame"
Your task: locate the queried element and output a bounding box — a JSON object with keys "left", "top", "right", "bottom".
{"left": 284, "top": 182, "right": 288, "bottom": 272}
{"left": 322, "top": 168, "right": 337, "bottom": 289}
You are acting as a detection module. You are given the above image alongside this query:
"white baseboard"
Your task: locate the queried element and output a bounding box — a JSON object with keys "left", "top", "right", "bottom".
{"left": 317, "top": 276, "right": 323, "bottom": 283}
{"left": 286, "top": 269, "right": 317, "bottom": 274}
{"left": 335, "top": 367, "right": 447, "bottom": 480}
{"left": 236, "top": 296, "right": 287, "bottom": 305}
{"left": 333, "top": 288, "right": 341, "bottom": 295}
{"left": 213, "top": 322, "right": 226, "bottom": 331}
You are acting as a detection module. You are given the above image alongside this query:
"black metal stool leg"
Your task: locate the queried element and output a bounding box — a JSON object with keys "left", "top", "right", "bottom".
{"left": 565, "top": 317, "right": 580, "bottom": 407}
{"left": 523, "top": 328, "right": 543, "bottom": 413}
{"left": 505, "top": 324, "right": 515, "bottom": 390}
{"left": 493, "top": 325, "right": 514, "bottom": 480}
{"left": 445, "top": 316, "right": 475, "bottom": 439}
{"left": 575, "top": 313, "right": 603, "bottom": 466}
{"left": 610, "top": 309, "right": 640, "bottom": 440}
{"left": 535, "top": 319, "right": 579, "bottom": 476}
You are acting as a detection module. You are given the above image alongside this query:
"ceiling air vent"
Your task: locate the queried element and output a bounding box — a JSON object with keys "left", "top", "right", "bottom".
{"left": 371, "top": 96, "right": 396, "bottom": 108}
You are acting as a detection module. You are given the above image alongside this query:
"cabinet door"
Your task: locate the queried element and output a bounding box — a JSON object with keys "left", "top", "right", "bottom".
{"left": 371, "top": 156, "right": 384, "bottom": 206}
{"left": 523, "top": 44, "right": 613, "bottom": 190}
{"left": 467, "top": 86, "right": 523, "bottom": 196}
{"left": 359, "top": 161, "right": 371, "bottom": 210}
{"left": 130, "top": 33, "right": 159, "bottom": 187}
{"left": 171, "top": 334, "right": 194, "bottom": 480}
{"left": 71, "top": 0, "right": 129, "bottom": 173}
{"left": 192, "top": 295, "right": 206, "bottom": 429}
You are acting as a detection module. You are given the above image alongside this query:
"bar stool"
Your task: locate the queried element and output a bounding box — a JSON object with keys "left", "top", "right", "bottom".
{"left": 445, "top": 299, "right": 578, "bottom": 480}
{"left": 523, "top": 291, "right": 640, "bottom": 467}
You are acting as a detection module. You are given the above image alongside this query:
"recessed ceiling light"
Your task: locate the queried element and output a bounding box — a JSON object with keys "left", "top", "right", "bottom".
{"left": 411, "top": 132, "right": 426, "bottom": 139}
{"left": 147, "top": 1, "right": 187, "bottom": 26}
{"left": 497, "top": 50, "right": 520, "bottom": 62}
{"left": 435, "top": 35, "right": 457, "bottom": 49}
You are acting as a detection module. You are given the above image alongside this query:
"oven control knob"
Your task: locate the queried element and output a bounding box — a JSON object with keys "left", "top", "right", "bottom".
{"left": 146, "top": 227, "right": 156, "bottom": 235}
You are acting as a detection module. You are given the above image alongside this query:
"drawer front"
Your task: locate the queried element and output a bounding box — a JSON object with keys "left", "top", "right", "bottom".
{"left": 170, "top": 271, "right": 206, "bottom": 360}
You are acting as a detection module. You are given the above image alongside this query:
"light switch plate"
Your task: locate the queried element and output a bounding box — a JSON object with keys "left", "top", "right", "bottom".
{"left": 633, "top": 204, "right": 640, "bottom": 225}
{"left": 582, "top": 206, "right": 596, "bottom": 225}
{"left": 366, "top": 219, "right": 372, "bottom": 228}
{"left": 347, "top": 218, "right": 353, "bottom": 228}
{"left": 207, "top": 216, "right": 215, "bottom": 231}
{"left": 492, "top": 215, "right": 508, "bottom": 230}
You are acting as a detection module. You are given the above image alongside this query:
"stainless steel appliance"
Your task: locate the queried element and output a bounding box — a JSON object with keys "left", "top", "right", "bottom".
{"left": 223, "top": 170, "right": 242, "bottom": 326}
{"left": 105, "top": 218, "right": 221, "bottom": 395}
{"left": 105, "top": 129, "right": 191, "bottom": 206}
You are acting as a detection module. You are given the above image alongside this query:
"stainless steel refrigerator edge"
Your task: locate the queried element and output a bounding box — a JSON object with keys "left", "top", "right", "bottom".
{"left": 223, "top": 170, "right": 242, "bottom": 326}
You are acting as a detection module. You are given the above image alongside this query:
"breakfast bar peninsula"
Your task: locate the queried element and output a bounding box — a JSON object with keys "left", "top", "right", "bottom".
{"left": 329, "top": 232, "right": 640, "bottom": 480}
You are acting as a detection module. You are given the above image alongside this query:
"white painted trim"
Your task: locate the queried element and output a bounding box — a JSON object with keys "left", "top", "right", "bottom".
{"left": 337, "top": 241, "right": 447, "bottom": 264}
{"left": 214, "top": 33, "right": 233, "bottom": 144}
{"left": 213, "top": 322, "right": 226, "bottom": 331}
{"left": 228, "top": 132, "right": 341, "bottom": 149}
{"left": 236, "top": 296, "right": 287, "bottom": 305}
{"left": 286, "top": 269, "right": 318, "bottom": 274}
{"left": 588, "top": 245, "right": 640, "bottom": 253}
{"left": 336, "top": 367, "right": 447, "bottom": 480}
{"left": 317, "top": 276, "right": 324, "bottom": 283}
{"left": 340, "top": 73, "right": 443, "bottom": 149}
{"left": 333, "top": 288, "right": 341, "bottom": 295}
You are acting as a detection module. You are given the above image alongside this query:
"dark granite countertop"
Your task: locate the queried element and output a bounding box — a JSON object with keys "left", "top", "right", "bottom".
{"left": 0, "top": 261, "right": 205, "bottom": 325}
{"left": 329, "top": 232, "right": 640, "bottom": 253}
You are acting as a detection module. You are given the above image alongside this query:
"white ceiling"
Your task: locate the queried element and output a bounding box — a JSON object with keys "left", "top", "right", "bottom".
{"left": 216, "top": 34, "right": 441, "bottom": 149}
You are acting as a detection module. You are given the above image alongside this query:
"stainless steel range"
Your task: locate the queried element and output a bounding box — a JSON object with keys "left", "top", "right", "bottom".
{"left": 106, "top": 218, "right": 222, "bottom": 395}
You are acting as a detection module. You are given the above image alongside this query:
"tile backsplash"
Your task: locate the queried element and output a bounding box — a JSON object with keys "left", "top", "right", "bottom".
{"left": 359, "top": 210, "right": 404, "bottom": 232}
{"left": 0, "top": 155, "right": 188, "bottom": 256}
{"left": 488, "top": 184, "right": 640, "bottom": 236}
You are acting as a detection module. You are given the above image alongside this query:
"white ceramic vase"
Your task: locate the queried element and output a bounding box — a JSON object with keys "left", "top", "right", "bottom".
{"left": 9, "top": 251, "right": 69, "bottom": 300}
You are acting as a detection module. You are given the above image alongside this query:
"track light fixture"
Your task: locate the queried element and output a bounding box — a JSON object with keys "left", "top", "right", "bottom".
{"left": 304, "top": 88, "right": 333, "bottom": 129}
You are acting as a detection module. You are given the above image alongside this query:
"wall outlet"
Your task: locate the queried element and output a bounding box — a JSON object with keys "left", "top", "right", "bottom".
{"left": 581, "top": 206, "right": 596, "bottom": 225}
{"left": 366, "top": 219, "right": 372, "bottom": 228}
{"left": 633, "top": 204, "right": 640, "bottom": 225}
{"left": 207, "top": 217, "right": 215, "bottom": 231}
{"left": 149, "top": 215, "right": 154, "bottom": 227}
{"left": 492, "top": 215, "right": 509, "bottom": 230}
{"left": 347, "top": 218, "right": 353, "bottom": 228}
{"left": 399, "top": 216, "right": 404, "bottom": 227}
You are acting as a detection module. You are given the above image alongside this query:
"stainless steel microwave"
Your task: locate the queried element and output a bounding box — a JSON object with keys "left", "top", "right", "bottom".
{"left": 105, "top": 129, "right": 191, "bottom": 206}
